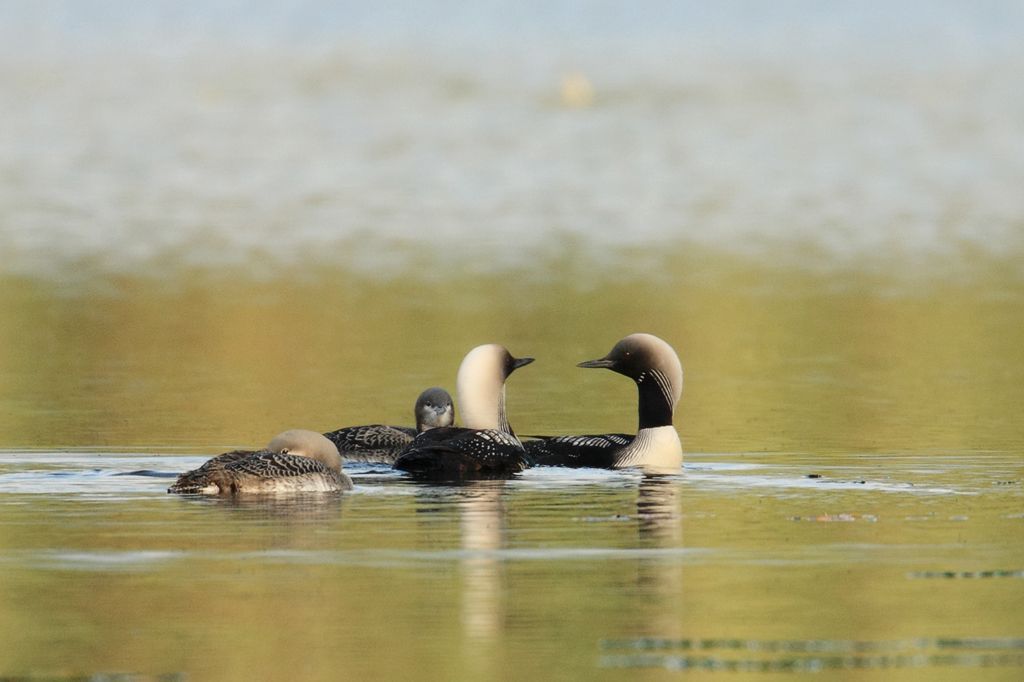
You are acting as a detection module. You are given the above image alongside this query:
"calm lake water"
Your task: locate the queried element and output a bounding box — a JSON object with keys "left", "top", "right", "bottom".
{"left": 2, "top": 1, "right": 1024, "bottom": 680}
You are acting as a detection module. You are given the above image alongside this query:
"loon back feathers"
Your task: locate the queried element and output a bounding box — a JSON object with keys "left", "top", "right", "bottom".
{"left": 525, "top": 428, "right": 681, "bottom": 471}
{"left": 323, "top": 387, "right": 454, "bottom": 464}
{"left": 166, "top": 449, "right": 256, "bottom": 493}
{"left": 524, "top": 433, "right": 632, "bottom": 469}
{"left": 168, "top": 429, "right": 351, "bottom": 494}
{"left": 168, "top": 449, "right": 349, "bottom": 494}
{"left": 323, "top": 424, "right": 417, "bottom": 463}
{"left": 394, "top": 426, "right": 532, "bottom": 479}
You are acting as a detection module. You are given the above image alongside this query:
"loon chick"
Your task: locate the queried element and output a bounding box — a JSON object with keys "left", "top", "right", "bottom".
{"left": 323, "top": 387, "right": 455, "bottom": 464}
{"left": 394, "top": 344, "right": 534, "bottom": 479}
{"left": 525, "top": 333, "right": 683, "bottom": 473}
{"left": 168, "top": 429, "right": 352, "bottom": 494}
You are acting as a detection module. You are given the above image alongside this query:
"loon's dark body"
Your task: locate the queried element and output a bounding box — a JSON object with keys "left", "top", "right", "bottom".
{"left": 168, "top": 450, "right": 350, "bottom": 494}
{"left": 168, "top": 429, "right": 351, "bottom": 494}
{"left": 524, "top": 433, "right": 632, "bottom": 469}
{"left": 323, "top": 424, "right": 417, "bottom": 464}
{"left": 394, "top": 427, "right": 533, "bottom": 480}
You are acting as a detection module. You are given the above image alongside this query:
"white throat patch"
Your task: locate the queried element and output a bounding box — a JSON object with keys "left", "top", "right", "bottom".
{"left": 615, "top": 426, "right": 682, "bottom": 472}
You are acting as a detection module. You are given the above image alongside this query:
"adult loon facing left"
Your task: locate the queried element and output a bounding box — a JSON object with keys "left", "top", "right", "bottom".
{"left": 323, "top": 387, "right": 454, "bottom": 464}
{"left": 394, "top": 344, "right": 534, "bottom": 479}
{"left": 525, "top": 333, "right": 683, "bottom": 473}
{"left": 168, "top": 429, "right": 353, "bottom": 494}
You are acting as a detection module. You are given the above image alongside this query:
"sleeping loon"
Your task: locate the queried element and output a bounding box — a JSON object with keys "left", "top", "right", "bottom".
{"left": 168, "top": 429, "right": 353, "bottom": 494}
{"left": 323, "top": 387, "right": 454, "bottom": 464}
{"left": 525, "top": 333, "right": 683, "bottom": 473}
{"left": 394, "top": 344, "right": 534, "bottom": 479}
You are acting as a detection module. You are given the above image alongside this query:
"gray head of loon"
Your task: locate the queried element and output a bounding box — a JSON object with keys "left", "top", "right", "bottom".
{"left": 414, "top": 386, "right": 455, "bottom": 432}
{"left": 266, "top": 429, "right": 343, "bottom": 473}
{"left": 578, "top": 333, "right": 683, "bottom": 413}
{"left": 456, "top": 343, "right": 534, "bottom": 431}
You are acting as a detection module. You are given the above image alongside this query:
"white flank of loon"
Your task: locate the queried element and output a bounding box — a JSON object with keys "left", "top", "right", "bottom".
{"left": 394, "top": 344, "right": 535, "bottom": 479}
{"left": 323, "top": 387, "right": 455, "bottom": 464}
{"left": 525, "top": 333, "right": 683, "bottom": 473}
{"left": 168, "top": 429, "right": 353, "bottom": 494}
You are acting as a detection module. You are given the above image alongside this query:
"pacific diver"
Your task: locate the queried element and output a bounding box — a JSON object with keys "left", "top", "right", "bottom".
{"left": 525, "top": 333, "right": 683, "bottom": 473}
{"left": 394, "top": 344, "right": 534, "bottom": 479}
{"left": 323, "top": 387, "right": 454, "bottom": 464}
{"left": 168, "top": 429, "right": 353, "bottom": 494}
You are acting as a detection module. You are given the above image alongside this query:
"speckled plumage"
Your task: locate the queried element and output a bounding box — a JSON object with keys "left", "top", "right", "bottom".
{"left": 324, "top": 387, "right": 454, "bottom": 464}
{"left": 166, "top": 449, "right": 257, "bottom": 493}
{"left": 394, "top": 427, "right": 532, "bottom": 479}
{"left": 168, "top": 430, "right": 352, "bottom": 494}
{"left": 524, "top": 433, "right": 632, "bottom": 468}
{"left": 323, "top": 424, "right": 417, "bottom": 463}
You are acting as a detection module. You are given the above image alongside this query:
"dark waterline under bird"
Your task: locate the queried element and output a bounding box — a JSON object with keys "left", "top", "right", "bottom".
{"left": 525, "top": 333, "right": 683, "bottom": 473}
{"left": 323, "top": 387, "right": 454, "bottom": 464}
{"left": 394, "top": 344, "right": 534, "bottom": 480}
{"left": 168, "top": 429, "right": 352, "bottom": 494}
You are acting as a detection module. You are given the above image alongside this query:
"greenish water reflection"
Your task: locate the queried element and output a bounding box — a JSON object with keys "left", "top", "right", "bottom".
{"left": 1, "top": 257, "right": 1022, "bottom": 453}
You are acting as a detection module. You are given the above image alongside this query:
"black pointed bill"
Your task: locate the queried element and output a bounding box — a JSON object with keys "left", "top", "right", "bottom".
{"left": 577, "top": 357, "right": 615, "bottom": 369}
{"left": 510, "top": 356, "right": 535, "bottom": 370}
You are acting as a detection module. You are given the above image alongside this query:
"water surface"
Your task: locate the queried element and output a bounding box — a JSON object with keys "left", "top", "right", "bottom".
{"left": 1, "top": 451, "right": 1021, "bottom": 680}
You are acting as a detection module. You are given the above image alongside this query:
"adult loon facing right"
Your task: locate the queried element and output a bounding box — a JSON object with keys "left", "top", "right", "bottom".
{"left": 323, "top": 387, "right": 454, "bottom": 464}
{"left": 394, "top": 344, "right": 534, "bottom": 479}
{"left": 525, "top": 333, "right": 683, "bottom": 473}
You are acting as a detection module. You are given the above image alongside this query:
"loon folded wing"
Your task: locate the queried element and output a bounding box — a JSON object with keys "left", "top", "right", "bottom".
{"left": 224, "top": 451, "right": 332, "bottom": 478}
{"left": 323, "top": 424, "right": 417, "bottom": 463}
{"left": 394, "top": 427, "right": 531, "bottom": 480}
{"left": 523, "top": 434, "right": 634, "bottom": 468}
{"left": 167, "top": 449, "right": 258, "bottom": 493}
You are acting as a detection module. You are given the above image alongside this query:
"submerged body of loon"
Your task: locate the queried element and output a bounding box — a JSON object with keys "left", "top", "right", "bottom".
{"left": 525, "top": 333, "right": 683, "bottom": 473}
{"left": 168, "top": 429, "right": 353, "bottom": 494}
{"left": 394, "top": 344, "right": 534, "bottom": 480}
{"left": 323, "top": 387, "right": 454, "bottom": 464}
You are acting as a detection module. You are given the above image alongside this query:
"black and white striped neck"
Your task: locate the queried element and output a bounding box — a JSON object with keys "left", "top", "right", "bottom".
{"left": 635, "top": 367, "right": 675, "bottom": 429}
{"left": 498, "top": 390, "right": 516, "bottom": 437}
